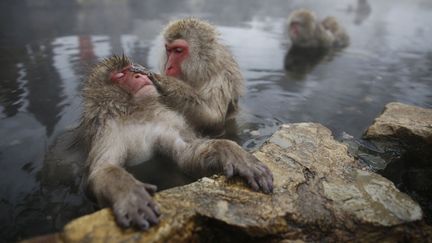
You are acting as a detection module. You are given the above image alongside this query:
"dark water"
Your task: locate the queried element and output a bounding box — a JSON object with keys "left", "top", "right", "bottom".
{"left": 1, "top": 0, "right": 432, "bottom": 241}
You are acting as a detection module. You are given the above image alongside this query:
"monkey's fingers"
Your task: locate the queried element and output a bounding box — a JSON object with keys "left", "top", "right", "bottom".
{"left": 235, "top": 165, "right": 260, "bottom": 192}
{"left": 238, "top": 162, "right": 274, "bottom": 194}
{"left": 135, "top": 187, "right": 161, "bottom": 218}
{"left": 133, "top": 204, "right": 158, "bottom": 230}
{"left": 249, "top": 169, "right": 271, "bottom": 193}
{"left": 138, "top": 204, "right": 160, "bottom": 225}
{"left": 134, "top": 216, "right": 150, "bottom": 230}
{"left": 131, "top": 206, "right": 150, "bottom": 230}
{"left": 151, "top": 78, "right": 164, "bottom": 92}
{"left": 142, "top": 183, "right": 158, "bottom": 195}
{"left": 147, "top": 72, "right": 160, "bottom": 83}
{"left": 150, "top": 75, "right": 169, "bottom": 94}
{"left": 248, "top": 156, "right": 274, "bottom": 192}
{"left": 256, "top": 173, "right": 272, "bottom": 194}
{"left": 113, "top": 207, "right": 132, "bottom": 228}
{"left": 255, "top": 164, "right": 274, "bottom": 193}
{"left": 147, "top": 200, "right": 161, "bottom": 216}
{"left": 246, "top": 175, "right": 260, "bottom": 192}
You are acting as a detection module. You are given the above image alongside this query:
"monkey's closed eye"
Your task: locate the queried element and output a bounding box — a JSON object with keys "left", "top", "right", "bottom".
{"left": 174, "top": 48, "right": 183, "bottom": 53}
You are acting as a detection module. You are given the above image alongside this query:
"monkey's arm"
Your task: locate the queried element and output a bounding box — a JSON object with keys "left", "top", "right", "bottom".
{"left": 87, "top": 128, "right": 160, "bottom": 230}
{"left": 161, "top": 135, "right": 274, "bottom": 194}
{"left": 151, "top": 74, "right": 231, "bottom": 132}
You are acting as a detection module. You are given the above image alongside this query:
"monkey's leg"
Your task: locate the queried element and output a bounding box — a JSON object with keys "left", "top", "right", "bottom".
{"left": 179, "top": 139, "right": 274, "bottom": 194}
{"left": 88, "top": 165, "right": 160, "bottom": 229}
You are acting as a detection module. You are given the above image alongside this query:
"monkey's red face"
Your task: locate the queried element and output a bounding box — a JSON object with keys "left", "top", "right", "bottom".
{"left": 290, "top": 22, "right": 301, "bottom": 38}
{"left": 164, "top": 39, "right": 189, "bottom": 78}
{"left": 111, "top": 66, "right": 156, "bottom": 97}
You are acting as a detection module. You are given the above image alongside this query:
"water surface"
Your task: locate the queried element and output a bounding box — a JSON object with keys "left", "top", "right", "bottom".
{"left": 1, "top": 0, "right": 432, "bottom": 241}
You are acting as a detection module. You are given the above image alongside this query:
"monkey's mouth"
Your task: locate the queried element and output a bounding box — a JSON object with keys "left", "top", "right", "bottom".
{"left": 130, "top": 76, "right": 154, "bottom": 94}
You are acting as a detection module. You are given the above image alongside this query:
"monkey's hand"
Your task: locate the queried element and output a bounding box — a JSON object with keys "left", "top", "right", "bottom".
{"left": 149, "top": 73, "right": 169, "bottom": 94}
{"left": 112, "top": 181, "right": 161, "bottom": 230}
{"left": 204, "top": 140, "right": 273, "bottom": 194}
{"left": 188, "top": 140, "right": 274, "bottom": 194}
{"left": 224, "top": 153, "right": 274, "bottom": 194}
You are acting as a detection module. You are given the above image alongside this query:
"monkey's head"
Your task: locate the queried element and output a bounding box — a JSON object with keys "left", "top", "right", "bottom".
{"left": 161, "top": 17, "right": 221, "bottom": 83}
{"left": 288, "top": 9, "right": 317, "bottom": 43}
{"left": 83, "top": 55, "right": 157, "bottom": 116}
{"left": 321, "top": 16, "right": 340, "bottom": 33}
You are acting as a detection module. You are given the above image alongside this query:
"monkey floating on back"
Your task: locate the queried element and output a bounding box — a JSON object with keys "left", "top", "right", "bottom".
{"left": 153, "top": 17, "right": 245, "bottom": 136}
{"left": 77, "top": 55, "right": 273, "bottom": 230}
{"left": 287, "top": 9, "right": 350, "bottom": 49}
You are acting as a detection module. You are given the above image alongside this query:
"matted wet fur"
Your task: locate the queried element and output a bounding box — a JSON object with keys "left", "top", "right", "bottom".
{"left": 75, "top": 55, "right": 273, "bottom": 230}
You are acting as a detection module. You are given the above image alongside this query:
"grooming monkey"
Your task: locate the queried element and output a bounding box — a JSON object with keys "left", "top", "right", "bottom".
{"left": 288, "top": 9, "right": 349, "bottom": 49}
{"left": 77, "top": 55, "right": 273, "bottom": 230}
{"left": 153, "top": 17, "right": 244, "bottom": 136}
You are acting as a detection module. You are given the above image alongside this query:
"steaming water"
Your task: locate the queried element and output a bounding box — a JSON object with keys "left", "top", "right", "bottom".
{"left": 1, "top": 0, "right": 431, "bottom": 241}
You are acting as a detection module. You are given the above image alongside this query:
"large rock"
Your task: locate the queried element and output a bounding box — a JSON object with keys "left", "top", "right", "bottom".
{"left": 363, "top": 102, "right": 432, "bottom": 225}
{"left": 25, "top": 123, "right": 431, "bottom": 242}
{"left": 364, "top": 102, "right": 432, "bottom": 144}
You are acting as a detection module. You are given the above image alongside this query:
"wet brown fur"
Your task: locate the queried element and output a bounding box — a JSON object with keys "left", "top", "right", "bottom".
{"left": 75, "top": 55, "right": 273, "bottom": 230}
{"left": 288, "top": 9, "right": 349, "bottom": 48}
{"left": 157, "top": 17, "right": 244, "bottom": 135}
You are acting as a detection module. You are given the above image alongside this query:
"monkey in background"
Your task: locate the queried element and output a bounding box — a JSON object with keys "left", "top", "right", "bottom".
{"left": 76, "top": 55, "right": 273, "bottom": 230}
{"left": 153, "top": 17, "right": 244, "bottom": 137}
{"left": 287, "top": 9, "right": 350, "bottom": 49}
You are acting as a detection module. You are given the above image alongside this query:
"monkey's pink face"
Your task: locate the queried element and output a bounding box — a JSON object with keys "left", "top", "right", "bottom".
{"left": 164, "top": 39, "right": 189, "bottom": 78}
{"left": 111, "top": 66, "right": 156, "bottom": 97}
{"left": 289, "top": 22, "right": 301, "bottom": 38}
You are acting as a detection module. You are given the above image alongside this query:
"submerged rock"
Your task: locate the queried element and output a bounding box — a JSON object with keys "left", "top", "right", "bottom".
{"left": 25, "top": 123, "right": 431, "bottom": 242}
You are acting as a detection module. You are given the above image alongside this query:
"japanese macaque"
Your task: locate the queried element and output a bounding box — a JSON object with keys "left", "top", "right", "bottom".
{"left": 153, "top": 17, "right": 244, "bottom": 136}
{"left": 288, "top": 9, "right": 350, "bottom": 49}
{"left": 77, "top": 55, "right": 273, "bottom": 230}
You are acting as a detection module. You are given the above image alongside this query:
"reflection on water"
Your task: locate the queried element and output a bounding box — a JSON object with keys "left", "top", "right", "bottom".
{"left": 1, "top": 0, "right": 432, "bottom": 241}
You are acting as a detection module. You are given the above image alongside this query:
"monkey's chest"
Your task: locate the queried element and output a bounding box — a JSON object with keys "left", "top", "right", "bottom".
{"left": 122, "top": 123, "right": 161, "bottom": 166}
{"left": 121, "top": 122, "right": 180, "bottom": 166}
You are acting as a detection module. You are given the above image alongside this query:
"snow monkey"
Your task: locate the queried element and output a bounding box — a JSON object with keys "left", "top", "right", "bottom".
{"left": 288, "top": 9, "right": 350, "bottom": 48}
{"left": 77, "top": 55, "right": 273, "bottom": 230}
{"left": 154, "top": 17, "right": 244, "bottom": 136}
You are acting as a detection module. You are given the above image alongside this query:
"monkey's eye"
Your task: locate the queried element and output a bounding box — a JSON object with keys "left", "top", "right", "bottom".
{"left": 174, "top": 48, "right": 183, "bottom": 53}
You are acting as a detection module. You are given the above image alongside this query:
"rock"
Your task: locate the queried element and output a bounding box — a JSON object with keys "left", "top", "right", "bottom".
{"left": 362, "top": 101, "right": 432, "bottom": 162}
{"left": 364, "top": 102, "right": 432, "bottom": 144}
{"left": 362, "top": 102, "right": 432, "bottom": 225}
{"left": 24, "top": 123, "right": 432, "bottom": 242}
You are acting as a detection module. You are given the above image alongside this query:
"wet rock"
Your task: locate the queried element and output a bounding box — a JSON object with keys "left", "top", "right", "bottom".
{"left": 24, "top": 123, "right": 431, "bottom": 242}
{"left": 363, "top": 102, "right": 432, "bottom": 224}
{"left": 362, "top": 101, "right": 432, "bottom": 165}
{"left": 364, "top": 102, "right": 432, "bottom": 144}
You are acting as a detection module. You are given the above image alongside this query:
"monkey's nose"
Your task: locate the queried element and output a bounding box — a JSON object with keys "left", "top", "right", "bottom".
{"left": 133, "top": 73, "right": 146, "bottom": 79}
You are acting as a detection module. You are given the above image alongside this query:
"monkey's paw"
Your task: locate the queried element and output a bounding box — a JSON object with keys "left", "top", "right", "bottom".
{"left": 224, "top": 155, "right": 274, "bottom": 194}
{"left": 149, "top": 74, "right": 165, "bottom": 92}
{"left": 112, "top": 182, "right": 161, "bottom": 230}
